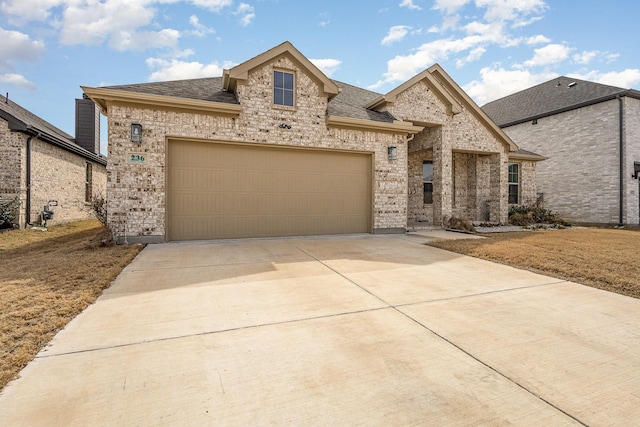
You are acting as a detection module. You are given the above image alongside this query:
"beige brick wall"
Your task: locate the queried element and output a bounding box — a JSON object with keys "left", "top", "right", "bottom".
{"left": 30, "top": 138, "right": 107, "bottom": 225}
{"left": 390, "top": 77, "right": 509, "bottom": 225}
{"left": 519, "top": 160, "right": 538, "bottom": 206}
{"left": 504, "top": 100, "right": 622, "bottom": 224}
{"left": 1, "top": 119, "right": 107, "bottom": 227}
{"left": 0, "top": 120, "right": 25, "bottom": 194}
{"left": 106, "top": 56, "right": 408, "bottom": 241}
{"left": 0, "top": 120, "right": 26, "bottom": 226}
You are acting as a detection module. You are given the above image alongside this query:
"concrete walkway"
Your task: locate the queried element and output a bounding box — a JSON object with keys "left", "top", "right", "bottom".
{"left": 1, "top": 233, "right": 639, "bottom": 425}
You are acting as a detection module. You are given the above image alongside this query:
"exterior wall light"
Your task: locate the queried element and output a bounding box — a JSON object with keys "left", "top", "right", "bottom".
{"left": 388, "top": 145, "right": 398, "bottom": 161}
{"left": 633, "top": 161, "right": 640, "bottom": 179}
{"left": 131, "top": 123, "right": 142, "bottom": 143}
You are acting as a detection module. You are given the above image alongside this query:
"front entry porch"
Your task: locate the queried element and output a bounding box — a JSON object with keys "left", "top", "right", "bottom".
{"left": 408, "top": 144, "right": 508, "bottom": 227}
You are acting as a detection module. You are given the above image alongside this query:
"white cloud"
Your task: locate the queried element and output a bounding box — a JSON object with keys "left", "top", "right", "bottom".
{"left": 0, "top": 27, "right": 46, "bottom": 67}
{"left": 464, "top": 66, "right": 558, "bottom": 104}
{"left": 523, "top": 43, "right": 571, "bottom": 67}
{"left": 525, "top": 34, "right": 550, "bottom": 45}
{"left": 310, "top": 58, "right": 341, "bottom": 77}
{"left": 569, "top": 69, "right": 640, "bottom": 89}
{"left": 109, "top": 28, "right": 181, "bottom": 51}
{"left": 428, "top": 14, "right": 460, "bottom": 33}
{"left": 455, "top": 46, "right": 486, "bottom": 67}
{"left": 399, "top": 0, "right": 422, "bottom": 10}
{"left": 381, "top": 25, "right": 411, "bottom": 46}
{"left": 60, "top": 1, "right": 156, "bottom": 46}
{"left": 573, "top": 50, "right": 598, "bottom": 65}
{"left": 146, "top": 57, "right": 235, "bottom": 81}
{"left": 476, "top": 0, "right": 547, "bottom": 23}
{"left": 370, "top": 36, "right": 486, "bottom": 88}
{"left": 432, "top": 0, "right": 470, "bottom": 15}
{"left": 0, "top": 0, "right": 64, "bottom": 22}
{"left": 189, "top": 0, "right": 233, "bottom": 12}
{"left": 234, "top": 3, "right": 255, "bottom": 26}
{"left": 188, "top": 15, "right": 216, "bottom": 37}
{"left": 0, "top": 73, "right": 37, "bottom": 90}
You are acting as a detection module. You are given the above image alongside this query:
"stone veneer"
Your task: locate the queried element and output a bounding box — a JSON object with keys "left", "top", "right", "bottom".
{"left": 106, "top": 56, "right": 408, "bottom": 242}
{"left": 0, "top": 119, "right": 107, "bottom": 227}
{"left": 504, "top": 98, "right": 639, "bottom": 224}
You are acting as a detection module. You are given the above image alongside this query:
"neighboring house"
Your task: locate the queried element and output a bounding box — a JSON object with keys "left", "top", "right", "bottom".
{"left": 0, "top": 95, "right": 107, "bottom": 228}
{"left": 483, "top": 77, "right": 640, "bottom": 225}
{"left": 82, "top": 41, "right": 543, "bottom": 243}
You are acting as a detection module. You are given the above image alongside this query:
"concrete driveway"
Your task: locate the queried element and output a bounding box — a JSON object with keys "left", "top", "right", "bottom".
{"left": 1, "top": 233, "right": 639, "bottom": 425}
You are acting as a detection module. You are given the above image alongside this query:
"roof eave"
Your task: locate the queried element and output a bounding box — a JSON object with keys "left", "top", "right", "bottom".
{"left": 327, "top": 115, "right": 424, "bottom": 134}
{"left": 81, "top": 86, "right": 242, "bottom": 117}
{"left": 508, "top": 152, "right": 548, "bottom": 162}
{"left": 497, "top": 90, "right": 638, "bottom": 128}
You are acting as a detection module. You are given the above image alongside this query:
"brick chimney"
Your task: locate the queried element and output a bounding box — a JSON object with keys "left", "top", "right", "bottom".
{"left": 75, "top": 94, "right": 100, "bottom": 154}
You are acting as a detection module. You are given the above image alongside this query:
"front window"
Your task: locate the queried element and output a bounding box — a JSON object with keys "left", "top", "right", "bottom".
{"left": 423, "top": 160, "right": 433, "bottom": 204}
{"left": 274, "top": 70, "right": 294, "bottom": 107}
{"left": 508, "top": 163, "right": 519, "bottom": 204}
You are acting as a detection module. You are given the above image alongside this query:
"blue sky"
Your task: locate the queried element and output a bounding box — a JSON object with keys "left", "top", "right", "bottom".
{"left": 2, "top": 0, "right": 639, "bottom": 155}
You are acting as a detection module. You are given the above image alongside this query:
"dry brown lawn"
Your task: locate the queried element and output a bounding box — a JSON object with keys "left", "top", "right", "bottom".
{"left": 428, "top": 228, "right": 640, "bottom": 298}
{"left": 0, "top": 220, "right": 143, "bottom": 390}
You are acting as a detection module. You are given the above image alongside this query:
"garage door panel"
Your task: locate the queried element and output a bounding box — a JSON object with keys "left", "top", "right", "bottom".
{"left": 168, "top": 141, "right": 372, "bottom": 240}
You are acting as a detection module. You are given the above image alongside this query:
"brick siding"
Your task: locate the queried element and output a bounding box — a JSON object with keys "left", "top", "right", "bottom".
{"left": 0, "top": 119, "right": 107, "bottom": 227}
{"left": 503, "top": 99, "right": 633, "bottom": 224}
{"left": 106, "top": 56, "right": 408, "bottom": 241}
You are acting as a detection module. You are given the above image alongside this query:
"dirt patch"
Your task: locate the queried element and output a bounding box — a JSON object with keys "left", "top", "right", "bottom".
{"left": 0, "top": 220, "right": 143, "bottom": 390}
{"left": 427, "top": 228, "right": 640, "bottom": 299}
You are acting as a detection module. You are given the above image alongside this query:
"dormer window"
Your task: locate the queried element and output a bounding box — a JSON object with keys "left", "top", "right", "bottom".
{"left": 274, "top": 70, "right": 294, "bottom": 107}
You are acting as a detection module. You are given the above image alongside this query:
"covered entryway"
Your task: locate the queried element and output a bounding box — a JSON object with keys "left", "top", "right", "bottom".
{"left": 167, "top": 139, "right": 372, "bottom": 240}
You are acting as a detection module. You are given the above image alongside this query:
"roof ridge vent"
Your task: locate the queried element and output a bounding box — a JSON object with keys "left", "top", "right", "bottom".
{"left": 568, "top": 81, "right": 577, "bottom": 88}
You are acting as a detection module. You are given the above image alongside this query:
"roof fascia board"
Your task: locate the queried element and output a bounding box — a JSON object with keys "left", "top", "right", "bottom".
{"left": 498, "top": 90, "right": 636, "bottom": 128}
{"left": 81, "top": 86, "right": 242, "bottom": 117}
{"left": 0, "top": 109, "right": 27, "bottom": 131}
{"left": 223, "top": 41, "right": 340, "bottom": 98}
{"left": 427, "top": 64, "right": 519, "bottom": 152}
{"left": 23, "top": 124, "right": 106, "bottom": 165}
{"left": 508, "top": 152, "right": 548, "bottom": 162}
{"left": 2, "top": 109, "right": 105, "bottom": 164}
{"left": 327, "top": 115, "right": 424, "bottom": 134}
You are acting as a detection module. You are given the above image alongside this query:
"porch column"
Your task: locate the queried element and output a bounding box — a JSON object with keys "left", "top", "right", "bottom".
{"left": 433, "top": 145, "right": 452, "bottom": 226}
{"left": 489, "top": 152, "right": 509, "bottom": 224}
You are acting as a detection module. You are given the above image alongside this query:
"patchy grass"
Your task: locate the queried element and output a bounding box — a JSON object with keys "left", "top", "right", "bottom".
{"left": 0, "top": 220, "right": 143, "bottom": 390}
{"left": 428, "top": 228, "right": 640, "bottom": 299}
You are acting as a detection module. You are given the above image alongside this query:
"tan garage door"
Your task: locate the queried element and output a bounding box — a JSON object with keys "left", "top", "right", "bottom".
{"left": 167, "top": 140, "right": 372, "bottom": 241}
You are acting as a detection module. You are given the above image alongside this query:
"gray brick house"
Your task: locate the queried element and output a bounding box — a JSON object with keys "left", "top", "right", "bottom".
{"left": 83, "top": 41, "right": 543, "bottom": 243}
{"left": 483, "top": 77, "right": 640, "bottom": 225}
{"left": 0, "top": 95, "right": 107, "bottom": 228}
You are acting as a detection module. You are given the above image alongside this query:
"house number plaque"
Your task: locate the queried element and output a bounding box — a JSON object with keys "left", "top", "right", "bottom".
{"left": 128, "top": 153, "right": 146, "bottom": 164}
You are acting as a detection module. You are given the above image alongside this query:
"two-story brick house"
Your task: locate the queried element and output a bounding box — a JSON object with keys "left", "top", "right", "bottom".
{"left": 83, "top": 41, "right": 543, "bottom": 243}
{"left": 483, "top": 77, "right": 640, "bottom": 225}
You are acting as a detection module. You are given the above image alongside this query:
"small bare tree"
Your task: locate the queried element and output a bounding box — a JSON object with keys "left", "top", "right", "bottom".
{"left": 84, "top": 190, "right": 115, "bottom": 245}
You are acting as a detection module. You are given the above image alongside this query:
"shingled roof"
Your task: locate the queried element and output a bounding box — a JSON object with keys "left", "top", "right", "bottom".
{"left": 101, "top": 76, "right": 395, "bottom": 124}
{"left": 482, "top": 77, "right": 640, "bottom": 127}
{"left": 0, "top": 96, "right": 105, "bottom": 165}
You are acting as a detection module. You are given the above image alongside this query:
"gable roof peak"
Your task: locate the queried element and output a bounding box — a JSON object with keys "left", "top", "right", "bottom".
{"left": 222, "top": 41, "right": 340, "bottom": 99}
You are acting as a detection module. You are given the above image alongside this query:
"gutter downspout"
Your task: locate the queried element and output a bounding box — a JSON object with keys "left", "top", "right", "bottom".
{"left": 26, "top": 136, "right": 32, "bottom": 225}
{"left": 617, "top": 95, "right": 624, "bottom": 226}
